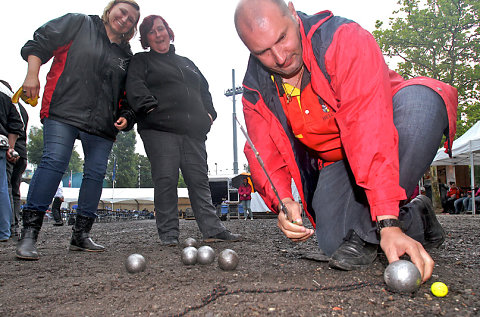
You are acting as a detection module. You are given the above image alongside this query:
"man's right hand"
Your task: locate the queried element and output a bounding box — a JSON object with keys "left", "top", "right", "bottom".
{"left": 277, "top": 198, "right": 314, "bottom": 242}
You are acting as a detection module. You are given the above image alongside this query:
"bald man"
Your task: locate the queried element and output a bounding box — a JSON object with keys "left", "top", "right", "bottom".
{"left": 235, "top": 0, "right": 458, "bottom": 282}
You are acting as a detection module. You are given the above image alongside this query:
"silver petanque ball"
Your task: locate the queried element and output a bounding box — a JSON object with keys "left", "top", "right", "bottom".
{"left": 183, "top": 237, "right": 198, "bottom": 248}
{"left": 181, "top": 246, "right": 198, "bottom": 265}
{"left": 197, "top": 246, "right": 215, "bottom": 265}
{"left": 125, "top": 253, "right": 146, "bottom": 274}
{"left": 384, "top": 260, "right": 422, "bottom": 293}
{"left": 218, "top": 249, "right": 239, "bottom": 271}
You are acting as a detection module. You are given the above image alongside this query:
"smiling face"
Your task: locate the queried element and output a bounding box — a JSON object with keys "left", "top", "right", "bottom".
{"left": 147, "top": 18, "right": 171, "bottom": 54}
{"left": 236, "top": 1, "right": 303, "bottom": 79}
{"left": 105, "top": 2, "right": 140, "bottom": 43}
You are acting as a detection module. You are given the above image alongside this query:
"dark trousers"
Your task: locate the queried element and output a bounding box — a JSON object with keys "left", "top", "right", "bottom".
{"left": 140, "top": 130, "right": 225, "bottom": 240}
{"left": 51, "top": 197, "right": 63, "bottom": 222}
{"left": 7, "top": 157, "right": 27, "bottom": 231}
{"left": 313, "top": 85, "right": 449, "bottom": 255}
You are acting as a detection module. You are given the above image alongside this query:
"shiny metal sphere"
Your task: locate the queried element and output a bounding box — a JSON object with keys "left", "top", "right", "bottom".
{"left": 197, "top": 246, "right": 215, "bottom": 265}
{"left": 218, "top": 249, "right": 239, "bottom": 271}
{"left": 384, "top": 260, "right": 421, "bottom": 293}
{"left": 125, "top": 253, "right": 146, "bottom": 274}
{"left": 183, "top": 237, "right": 198, "bottom": 248}
{"left": 181, "top": 246, "right": 198, "bottom": 265}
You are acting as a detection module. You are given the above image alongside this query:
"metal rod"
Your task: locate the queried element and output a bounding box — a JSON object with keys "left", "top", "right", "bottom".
{"left": 234, "top": 116, "right": 289, "bottom": 220}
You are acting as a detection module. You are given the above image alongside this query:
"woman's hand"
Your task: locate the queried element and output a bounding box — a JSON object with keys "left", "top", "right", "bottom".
{"left": 23, "top": 55, "right": 42, "bottom": 99}
{"left": 114, "top": 117, "right": 128, "bottom": 130}
{"left": 277, "top": 198, "right": 314, "bottom": 242}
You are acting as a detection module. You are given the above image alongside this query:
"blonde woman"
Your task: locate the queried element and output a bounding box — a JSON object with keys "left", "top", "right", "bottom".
{"left": 17, "top": 0, "right": 141, "bottom": 260}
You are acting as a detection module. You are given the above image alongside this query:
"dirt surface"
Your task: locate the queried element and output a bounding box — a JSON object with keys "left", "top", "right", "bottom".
{"left": 0, "top": 214, "right": 479, "bottom": 316}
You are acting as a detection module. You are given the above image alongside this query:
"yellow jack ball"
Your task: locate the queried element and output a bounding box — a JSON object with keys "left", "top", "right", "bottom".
{"left": 431, "top": 282, "right": 448, "bottom": 297}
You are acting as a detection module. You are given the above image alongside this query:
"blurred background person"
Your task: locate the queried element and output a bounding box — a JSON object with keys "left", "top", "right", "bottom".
{"left": 0, "top": 80, "right": 29, "bottom": 239}
{"left": 239, "top": 177, "right": 253, "bottom": 220}
{"left": 0, "top": 80, "right": 22, "bottom": 242}
{"left": 51, "top": 182, "right": 64, "bottom": 226}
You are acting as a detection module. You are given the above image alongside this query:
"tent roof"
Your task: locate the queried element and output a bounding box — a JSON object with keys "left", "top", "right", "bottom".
{"left": 432, "top": 121, "right": 480, "bottom": 166}
{"left": 20, "top": 183, "right": 189, "bottom": 205}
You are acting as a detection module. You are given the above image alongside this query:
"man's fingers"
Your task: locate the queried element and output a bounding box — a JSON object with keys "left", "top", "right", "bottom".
{"left": 417, "top": 247, "right": 434, "bottom": 282}
{"left": 384, "top": 248, "right": 400, "bottom": 265}
{"left": 405, "top": 245, "right": 426, "bottom": 282}
{"left": 277, "top": 216, "right": 313, "bottom": 241}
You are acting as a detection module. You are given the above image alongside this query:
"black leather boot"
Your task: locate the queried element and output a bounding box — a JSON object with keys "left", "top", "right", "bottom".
{"left": 69, "top": 214, "right": 105, "bottom": 252}
{"left": 329, "top": 230, "right": 378, "bottom": 271}
{"left": 16, "top": 210, "right": 45, "bottom": 260}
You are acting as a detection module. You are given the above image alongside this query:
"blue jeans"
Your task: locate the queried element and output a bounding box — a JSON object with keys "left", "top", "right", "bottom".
{"left": 313, "top": 85, "right": 448, "bottom": 255}
{"left": 25, "top": 119, "right": 113, "bottom": 218}
{"left": 241, "top": 200, "right": 252, "bottom": 219}
{"left": 0, "top": 150, "right": 11, "bottom": 239}
{"left": 466, "top": 196, "right": 480, "bottom": 211}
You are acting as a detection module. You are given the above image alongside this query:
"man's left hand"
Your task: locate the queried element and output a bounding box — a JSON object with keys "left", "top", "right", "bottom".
{"left": 380, "top": 227, "right": 434, "bottom": 283}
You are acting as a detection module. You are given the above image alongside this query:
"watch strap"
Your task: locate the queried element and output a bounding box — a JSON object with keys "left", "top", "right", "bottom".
{"left": 376, "top": 219, "right": 403, "bottom": 233}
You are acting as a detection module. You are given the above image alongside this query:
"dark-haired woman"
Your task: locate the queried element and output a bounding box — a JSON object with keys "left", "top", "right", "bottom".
{"left": 126, "top": 15, "right": 240, "bottom": 246}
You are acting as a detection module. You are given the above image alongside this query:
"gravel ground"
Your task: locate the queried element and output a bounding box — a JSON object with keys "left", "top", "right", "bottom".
{"left": 0, "top": 214, "right": 478, "bottom": 316}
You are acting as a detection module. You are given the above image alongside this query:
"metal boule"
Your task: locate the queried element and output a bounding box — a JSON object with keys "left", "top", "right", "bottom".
{"left": 384, "top": 260, "right": 421, "bottom": 293}
{"left": 183, "top": 237, "right": 198, "bottom": 248}
{"left": 181, "top": 246, "right": 198, "bottom": 265}
{"left": 125, "top": 253, "right": 146, "bottom": 274}
{"left": 218, "top": 249, "right": 239, "bottom": 271}
{"left": 197, "top": 246, "right": 215, "bottom": 265}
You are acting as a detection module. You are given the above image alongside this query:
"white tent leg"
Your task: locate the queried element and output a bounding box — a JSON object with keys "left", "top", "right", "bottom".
{"left": 470, "top": 141, "right": 475, "bottom": 215}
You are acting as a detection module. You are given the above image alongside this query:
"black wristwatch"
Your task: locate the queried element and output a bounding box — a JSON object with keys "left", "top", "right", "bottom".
{"left": 376, "top": 219, "right": 403, "bottom": 233}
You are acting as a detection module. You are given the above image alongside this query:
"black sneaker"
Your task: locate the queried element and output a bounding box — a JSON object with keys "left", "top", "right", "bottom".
{"left": 411, "top": 195, "right": 446, "bottom": 249}
{"left": 204, "top": 230, "right": 241, "bottom": 242}
{"left": 329, "top": 230, "right": 378, "bottom": 271}
{"left": 161, "top": 237, "right": 179, "bottom": 247}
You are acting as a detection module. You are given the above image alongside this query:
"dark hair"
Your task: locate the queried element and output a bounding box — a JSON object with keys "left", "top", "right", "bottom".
{"left": 139, "top": 15, "right": 175, "bottom": 50}
{"left": 0, "top": 80, "right": 13, "bottom": 93}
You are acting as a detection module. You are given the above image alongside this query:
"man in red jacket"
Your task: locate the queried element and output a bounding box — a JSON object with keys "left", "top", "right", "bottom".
{"left": 234, "top": 0, "right": 458, "bottom": 283}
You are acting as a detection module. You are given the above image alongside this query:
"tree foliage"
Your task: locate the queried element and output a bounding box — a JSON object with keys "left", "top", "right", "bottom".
{"left": 27, "top": 125, "right": 83, "bottom": 173}
{"left": 106, "top": 130, "right": 137, "bottom": 188}
{"left": 137, "top": 153, "right": 153, "bottom": 188}
{"left": 373, "top": 0, "right": 480, "bottom": 137}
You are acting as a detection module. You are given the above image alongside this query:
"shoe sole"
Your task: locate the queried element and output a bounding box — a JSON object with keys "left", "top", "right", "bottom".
{"left": 69, "top": 245, "right": 105, "bottom": 252}
{"left": 15, "top": 253, "right": 39, "bottom": 261}
{"left": 203, "top": 237, "right": 242, "bottom": 243}
{"left": 161, "top": 243, "right": 178, "bottom": 247}
{"left": 328, "top": 256, "right": 376, "bottom": 271}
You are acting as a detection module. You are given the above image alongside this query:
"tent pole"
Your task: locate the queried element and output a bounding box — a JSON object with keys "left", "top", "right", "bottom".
{"left": 470, "top": 141, "right": 475, "bottom": 215}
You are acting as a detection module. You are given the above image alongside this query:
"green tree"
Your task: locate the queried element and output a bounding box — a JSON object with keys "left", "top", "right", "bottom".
{"left": 106, "top": 130, "right": 137, "bottom": 187}
{"left": 178, "top": 171, "right": 187, "bottom": 188}
{"left": 26, "top": 126, "right": 43, "bottom": 167}
{"left": 137, "top": 154, "right": 154, "bottom": 188}
{"left": 27, "top": 125, "right": 83, "bottom": 173}
{"left": 373, "top": 0, "right": 480, "bottom": 137}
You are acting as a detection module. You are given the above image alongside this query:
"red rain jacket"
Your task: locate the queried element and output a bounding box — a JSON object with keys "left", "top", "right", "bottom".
{"left": 241, "top": 11, "right": 458, "bottom": 225}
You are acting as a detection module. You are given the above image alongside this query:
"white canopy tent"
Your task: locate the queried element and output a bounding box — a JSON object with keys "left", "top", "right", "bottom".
{"left": 432, "top": 120, "right": 480, "bottom": 214}
{"left": 20, "top": 183, "right": 189, "bottom": 210}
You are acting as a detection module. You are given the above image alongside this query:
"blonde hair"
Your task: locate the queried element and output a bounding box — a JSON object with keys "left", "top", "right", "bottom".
{"left": 101, "top": 0, "right": 140, "bottom": 43}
